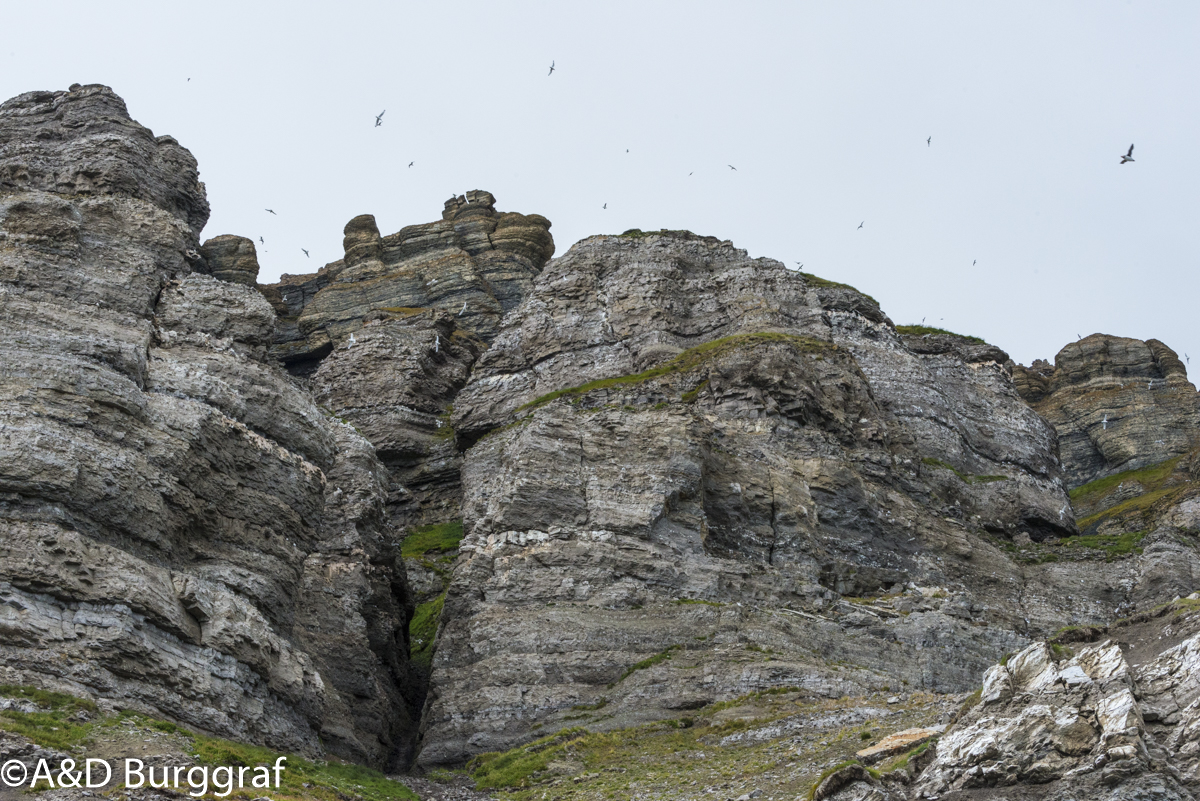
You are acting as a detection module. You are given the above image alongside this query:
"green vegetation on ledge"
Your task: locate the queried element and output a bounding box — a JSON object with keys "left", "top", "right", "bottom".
{"left": 401, "top": 520, "right": 463, "bottom": 558}
{"left": 1063, "top": 529, "right": 1148, "bottom": 560}
{"left": 609, "top": 645, "right": 682, "bottom": 687}
{"left": 802, "top": 274, "right": 878, "bottom": 305}
{"left": 0, "top": 685, "right": 418, "bottom": 801}
{"left": 921, "top": 457, "right": 1008, "bottom": 485}
{"left": 410, "top": 591, "right": 446, "bottom": 668}
{"left": 896, "top": 325, "right": 985, "bottom": 343}
{"left": 518, "top": 333, "right": 833, "bottom": 413}
{"left": 1069, "top": 456, "right": 1181, "bottom": 503}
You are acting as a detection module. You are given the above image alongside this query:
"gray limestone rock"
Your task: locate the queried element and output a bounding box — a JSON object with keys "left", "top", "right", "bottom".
{"left": 0, "top": 85, "right": 416, "bottom": 768}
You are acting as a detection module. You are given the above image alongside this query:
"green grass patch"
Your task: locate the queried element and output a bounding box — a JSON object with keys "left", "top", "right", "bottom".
{"left": 1069, "top": 457, "right": 1182, "bottom": 503}
{"left": 0, "top": 685, "right": 98, "bottom": 750}
{"left": 1063, "top": 529, "right": 1147, "bottom": 560}
{"left": 681, "top": 379, "right": 709, "bottom": 403}
{"left": 0, "top": 686, "right": 418, "bottom": 801}
{"left": 401, "top": 520, "right": 463, "bottom": 558}
{"left": 468, "top": 727, "right": 591, "bottom": 789}
{"left": 882, "top": 739, "right": 935, "bottom": 773}
{"left": 609, "top": 645, "right": 682, "bottom": 687}
{"left": 895, "top": 325, "right": 985, "bottom": 343}
{"left": 1076, "top": 486, "right": 1184, "bottom": 531}
{"left": 1049, "top": 643, "right": 1074, "bottom": 661}
{"left": 191, "top": 733, "right": 418, "bottom": 801}
{"left": 433, "top": 405, "right": 456, "bottom": 441}
{"left": 921, "top": 457, "right": 1008, "bottom": 485}
{"left": 518, "top": 333, "right": 833, "bottom": 413}
{"left": 410, "top": 592, "right": 446, "bottom": 667}
{"left": 803, "top": 275, "right": 879, "bottom": 305}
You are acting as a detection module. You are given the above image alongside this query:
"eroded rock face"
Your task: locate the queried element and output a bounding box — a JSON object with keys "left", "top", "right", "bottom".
{"left": 417, "top": 232, "right": 1090, "bottom": 766}
{"left": 910, "top": 602, "right": 1200, "bottom": 800}
{"left": 0, "top": 85, "right": 416, "bottom": 768}
{"left": 260, "top": 189, "right": 553, "bottom": 374}
{"left": 1014, "top": 334, "right": 1200, "bottom": 489}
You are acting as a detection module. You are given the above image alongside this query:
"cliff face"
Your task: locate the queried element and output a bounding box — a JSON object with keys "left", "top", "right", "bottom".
{"left": 417, "top": 232, "right": 1095, "bottom": 765}
{"left": 1014, "top": 334, "right": 1200, "bottom": 490}
{"left": 4, "top": 85, "right": 1200, "bottom": 798}
{"left": 0, "top": 86, "right": 417, "bottom": 768}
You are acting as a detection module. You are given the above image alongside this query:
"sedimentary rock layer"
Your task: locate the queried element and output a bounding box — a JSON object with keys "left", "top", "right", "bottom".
{"left": 0, "top": 85, "right": 416, "bottom": 768}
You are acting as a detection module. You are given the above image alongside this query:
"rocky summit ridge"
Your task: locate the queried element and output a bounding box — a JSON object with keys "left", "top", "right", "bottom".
{"left": 3, "top": 85, "right": 1200, "bottom": 801}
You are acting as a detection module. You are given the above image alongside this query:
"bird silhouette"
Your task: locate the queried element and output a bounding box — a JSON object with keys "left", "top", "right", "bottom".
{"left": 688, "top": 172, "right": 693, "bottom": 176}
{"left": 1120, "top": 144, "right": 1134, "bottom": 164}
{"left": 973, "top": 260, "right": 976, "bottom": 266}
{"left": 927, "top": 136, "right": 931, "bottom": 147}
{"left": 728, "top": 164, "right": 737, "bottom": 171}
{"left": 603, "top": 203, "right": 607, "bottom": 209}
{"left": 265, "top": 209, "right": 276, "bottom": 215}
{"left": 1186, "top": 353, "right": 1191, "bottom": 365}
{"left": 795, "top": 262, "right": 803, "bottom": 270}
{"left": 302, "top": 249, "right": 309, "bottom": 258}
{"left": 857, "top": 221, "right": 864, "bottom": 229}
{"left": 259, "top": 237, "right": 264, "bottom": 244}
{"left": 408, "top": 162, "right": 414, "bottom": 167}
{"left": 548, "top": 60, "right": 555, "bottom": 76}
{"left": 375, "top": 110, "right": 385, "bottom": 127}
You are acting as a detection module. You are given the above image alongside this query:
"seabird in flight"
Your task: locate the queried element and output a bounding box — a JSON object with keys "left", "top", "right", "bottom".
{"left": 973, "top": 260, "right": 976, "bottom": 266}
{"left": 259, "top": 237, "right": 264, "bottom": 244}
{"left": 1120, "top": 144, "right": 1134, "bottom": 164}
{"left": 265, "top": 209, "right": 276, "bottom": 215}
{"left": 728, "top": 164, "right": 736, "bottom": 171}
{"left": 603, "top": 203, "right": 607, "bottom": 209}
{"left": 857, "top": 221, "right": 864, "bottom": 229}
{"left": 302, "top": 249, "right": 309, "bottom": 258}
{"left": 375, "top": 110, "right": 385, "bottom": 127}
{"left": 795, "top": 262, "right": 803, "bottom": 270}
{"left": 548, "top": 61, "right": 555, "bottom": 76}
{"left": 408, "top": 162, "right": 414, "bottom": 167}
{"left": 927, "top": 136, "right": 931, "bottom": 147}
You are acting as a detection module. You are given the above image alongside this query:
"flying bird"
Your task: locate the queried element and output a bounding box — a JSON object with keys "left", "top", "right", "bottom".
{"left": 927, "top": 136, "right": 931, "bottom": 147}
{"left": 1120, "top": 144, "right": 1134, "bottom": 164}
{"left": 689, "top": 172, "right": 693, "bottom": 176}
{"left": 728, "top": 164, "right": 737, "bottom": 171}
{"left": 548, "top": 60, "right": 555, "bottom": 76}
{"left": 259, "top": 237, "right": 264, "bottom": 244}
{"left": 459, "top": 302, "right": 468, "bottom": 316}
{"left": 348, "top": 333, "right": 357, "bottom": 348}
{"left": 603, "top": 203, "right": 607, "bottom": 209}
{"left": 408, "top": 161, "right": 414, "bottom": 167}
{"left": 795, "top": 262, "right": 803, "bottom": 269}
{"left": 302, "top": 249, "right": 309, "bottom": 258}
{"left": 857, "top": 221, "right": 864, "bottom": 229}
{"left": 265, "top": 209, "right": 276, "bottom": 215}
{"left": 1102, "top": 414, "right": 1109, "bottom": 430}
{"left": 375, "top": 110, "right": 385, "bottom": 127}
{"left": 973, "top": 260, "right": 977, "bottom": 266}
{"left": 1186, "top": 353, "right": 1190, "bottom": 364}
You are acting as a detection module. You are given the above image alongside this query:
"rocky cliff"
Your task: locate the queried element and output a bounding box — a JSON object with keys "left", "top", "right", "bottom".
{"left": 0, "top": 85, "right": 418, "bottom": 768}
{"left": 2, "top": 85, "right": 1200, "bottom": 799}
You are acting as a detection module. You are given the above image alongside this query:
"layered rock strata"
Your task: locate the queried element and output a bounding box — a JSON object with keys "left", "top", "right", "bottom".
{"left": 826, "top": 597, "right": 1200, "bottom": 800}
{"left": 418, "top": 232, "right": 1101, "bottom": 765}
{"left": 0, "top": 85, "right": 416, "bottom": 767}
{"left": 259, "top": 190, "right": 553, "bottom": 374}
{"left": 1014, "top": 334, "right": 1200, "bottom": 489}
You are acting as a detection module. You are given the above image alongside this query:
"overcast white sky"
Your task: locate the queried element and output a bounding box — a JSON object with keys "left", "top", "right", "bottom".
{"left": 4, "top": 1, "right": 1198, "bottom": 367}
